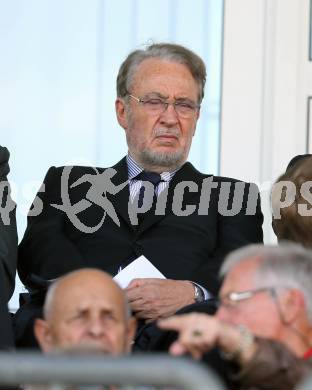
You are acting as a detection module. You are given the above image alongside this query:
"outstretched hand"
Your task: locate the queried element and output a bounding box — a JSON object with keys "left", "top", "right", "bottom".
{"left": 158, "top": 313, "right": 221, "bottom": 359}
{"left": 158, "top": 313, "right": 257, "bottom": 363}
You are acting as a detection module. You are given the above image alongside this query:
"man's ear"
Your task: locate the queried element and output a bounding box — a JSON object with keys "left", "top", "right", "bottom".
{"left": 34, "top": 318, "right": 54, "bottom": 353}
{"left": 115, "top": 98, "right": 129, "bottom": 130}
{"left": 125, "top": 317, "right": 137, "bottom": 353}
{"left": 279, "top": 289, "right": 305, "bottom": 324}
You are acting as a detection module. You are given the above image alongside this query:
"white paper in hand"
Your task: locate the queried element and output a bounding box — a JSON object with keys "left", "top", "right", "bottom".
{"left": 113, "top": 255, "right": 166, "bottom": 289}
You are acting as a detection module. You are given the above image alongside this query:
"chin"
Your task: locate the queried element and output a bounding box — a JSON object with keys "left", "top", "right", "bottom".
{"left": 140, "top": 148, "right": 185, "bottom": 168}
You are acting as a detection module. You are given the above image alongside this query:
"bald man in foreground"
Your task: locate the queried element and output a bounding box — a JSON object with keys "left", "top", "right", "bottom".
{"left": 34, "top": 269, "right": 136, "bottom": 355}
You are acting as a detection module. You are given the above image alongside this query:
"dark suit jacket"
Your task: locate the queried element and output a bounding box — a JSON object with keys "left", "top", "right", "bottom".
{"left": 0, "top": 146, "right": 17, "bottom": 300}
{"left": 0, "top": 146, "right": 17, "bottom": 349}
{"left": 15, "top": 158, "right": 263, "bottom": 348}
{"left": 18, "top": 157, "right": 263, "bottom": 294}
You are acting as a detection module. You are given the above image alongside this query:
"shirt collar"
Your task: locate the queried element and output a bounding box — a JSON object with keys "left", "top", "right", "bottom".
{"left": 126, "top": 154, "right": 181, "bottom": 182}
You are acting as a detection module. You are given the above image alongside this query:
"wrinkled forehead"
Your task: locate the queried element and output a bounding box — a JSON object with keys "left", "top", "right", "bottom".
{"left": 220, "top": 258, "right": 260, "bottom": 296}
{"left": 52, "top": 278, "right": 126, "bottom": 319}
{"left": 130, "top": 58, "right": 199, "bottom": 97}
{"left": 67, "top": 295, "right": 121, "bottom": 315}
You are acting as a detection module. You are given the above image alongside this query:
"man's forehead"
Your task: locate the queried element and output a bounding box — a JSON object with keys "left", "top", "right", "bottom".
{"left": 131, "top": 59, "right": 198, "bottom": 91}
{"left": 135, "top": 57, "right": 187, "bottom": 72}
{"left": 64, "top": 285, "right": 122, "bottom": 304}
{"left": 220, "top": 257, "right": 260, "bottom": 295}
{"left": 52, "top": 274, "right": 125, "bottom": 314}
{"left": 68, "top": 297, "right": 116, "bottom": 312}
{"left": 58, "top": 292, "right": 124, "bottom": 318}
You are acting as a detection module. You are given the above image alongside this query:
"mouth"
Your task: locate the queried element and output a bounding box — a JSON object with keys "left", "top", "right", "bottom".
{"left": 155, "top": 134, "right": 179, "bottom": 143}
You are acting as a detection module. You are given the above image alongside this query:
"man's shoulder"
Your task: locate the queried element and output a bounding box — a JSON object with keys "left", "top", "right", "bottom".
{"left": 184, "top": 163, "right": 255, "bottom": 186}
{"left": 44, "top": 158, "right": 127, "bottom": 181}
{"left": 0, "top": 146, "right": 10, "bottom": 178}
{"left": 46, "top": 165, "right": 105, "bottom": 176}
{"left": 211, "top": 175, "right": 255, "bottom": 186}
{"left": 0, "top": 146, "right": 9, "bottom": 163}
{"left": 211, "top": 175, "right": 260, "bottom": 201}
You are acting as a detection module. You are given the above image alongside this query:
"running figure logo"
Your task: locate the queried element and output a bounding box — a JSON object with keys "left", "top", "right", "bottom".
{"left": 52, "top": 166, "right": 128, "bottom": 233}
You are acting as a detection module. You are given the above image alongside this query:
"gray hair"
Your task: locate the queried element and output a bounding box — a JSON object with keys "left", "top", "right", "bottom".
{"left": 220, "top": 243, "right": 312, "bottom": 322}
{"left": 116, "top": 42, "right": 206, "bottom": 103}
{"left": 43, "top": 269, "right": 132, "bottom": 321}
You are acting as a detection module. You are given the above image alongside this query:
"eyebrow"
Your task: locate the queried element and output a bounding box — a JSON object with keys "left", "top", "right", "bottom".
{"left": 144, "top": 92, "right": 195, "bottom": 102}
{"left": 144, "top": 92, "right": 169, "bottom": 99}
{"left": 66, "top": 306, "right": 115, "bottom": 318}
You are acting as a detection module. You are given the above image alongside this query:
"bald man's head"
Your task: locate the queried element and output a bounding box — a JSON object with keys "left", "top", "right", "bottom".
{"left": 34, "top": 269, "right": 136, "bottom": 355}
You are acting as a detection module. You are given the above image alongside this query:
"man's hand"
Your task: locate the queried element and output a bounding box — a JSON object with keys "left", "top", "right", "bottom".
{"left": 125, "top": 278, "right": 195, "bottom": 322}
{"left": 158, "top": 313, "right": 220, "bottom": 359}
{"left": 158, "top": 313, "right": 257, "bottom": 363}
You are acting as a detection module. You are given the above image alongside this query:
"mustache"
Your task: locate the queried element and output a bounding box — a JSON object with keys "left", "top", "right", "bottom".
{"left": 153, "top": 128, "right": 180, "bottom": 138}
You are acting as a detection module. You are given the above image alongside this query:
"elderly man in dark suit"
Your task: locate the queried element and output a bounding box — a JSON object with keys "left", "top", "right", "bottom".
{"left": 0, "top": 145, "right": 17, "bottom": 348}
{"left": 15, "top": 43, "right": 263, "bottom": 348}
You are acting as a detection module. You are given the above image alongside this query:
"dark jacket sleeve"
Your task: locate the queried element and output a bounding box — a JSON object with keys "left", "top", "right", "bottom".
{"left": 18, "top": 166, "right": 86, "bottom": 287}
{"left": 0, "top": 146, "right": 17, "bottom": 300}
{"left": 231, "top": 338, "right": 311, "bottom": 390}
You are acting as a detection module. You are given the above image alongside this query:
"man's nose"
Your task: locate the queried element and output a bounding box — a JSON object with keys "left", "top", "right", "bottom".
{"left": 159, "top": 103, "right": 179, "bottom": 126}
{"left": 88, "top": 318, "right": 104, "bottom": 337}
{"left": 215, "top": 306, "right": 229, "bottom": 322}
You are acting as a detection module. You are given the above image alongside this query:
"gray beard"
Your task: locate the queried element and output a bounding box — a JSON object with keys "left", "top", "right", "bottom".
{"left": 140, "top": 148, "right": 185, "bottom": 169}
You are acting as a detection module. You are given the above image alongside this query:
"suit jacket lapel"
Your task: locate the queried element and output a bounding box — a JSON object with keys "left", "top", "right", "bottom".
{"left": 137, "top": 162, "right": 209, "bottom": 234}
{"left": 167, "top": 162, "right": 209, "bottom": 206}
{"left": 106, "top": 157, "right": 134, "bottom": 229}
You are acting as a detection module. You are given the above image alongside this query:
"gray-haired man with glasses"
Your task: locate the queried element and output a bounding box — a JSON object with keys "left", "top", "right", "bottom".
{"left": 160, "top": 244, "right": 312, "bottom": 388}
{"left": 217, "top": 244, "right": 312, "bottom": 348}
{"left": 16, "top": 43, "right": 263, "bottom": 349}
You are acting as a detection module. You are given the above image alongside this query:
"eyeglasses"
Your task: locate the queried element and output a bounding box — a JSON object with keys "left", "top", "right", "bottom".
{"left": 128, "top": 94, "right": 200, "bottom": 118}
{"left": 218, "top": 287, "right": 280, "bottom": 309}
